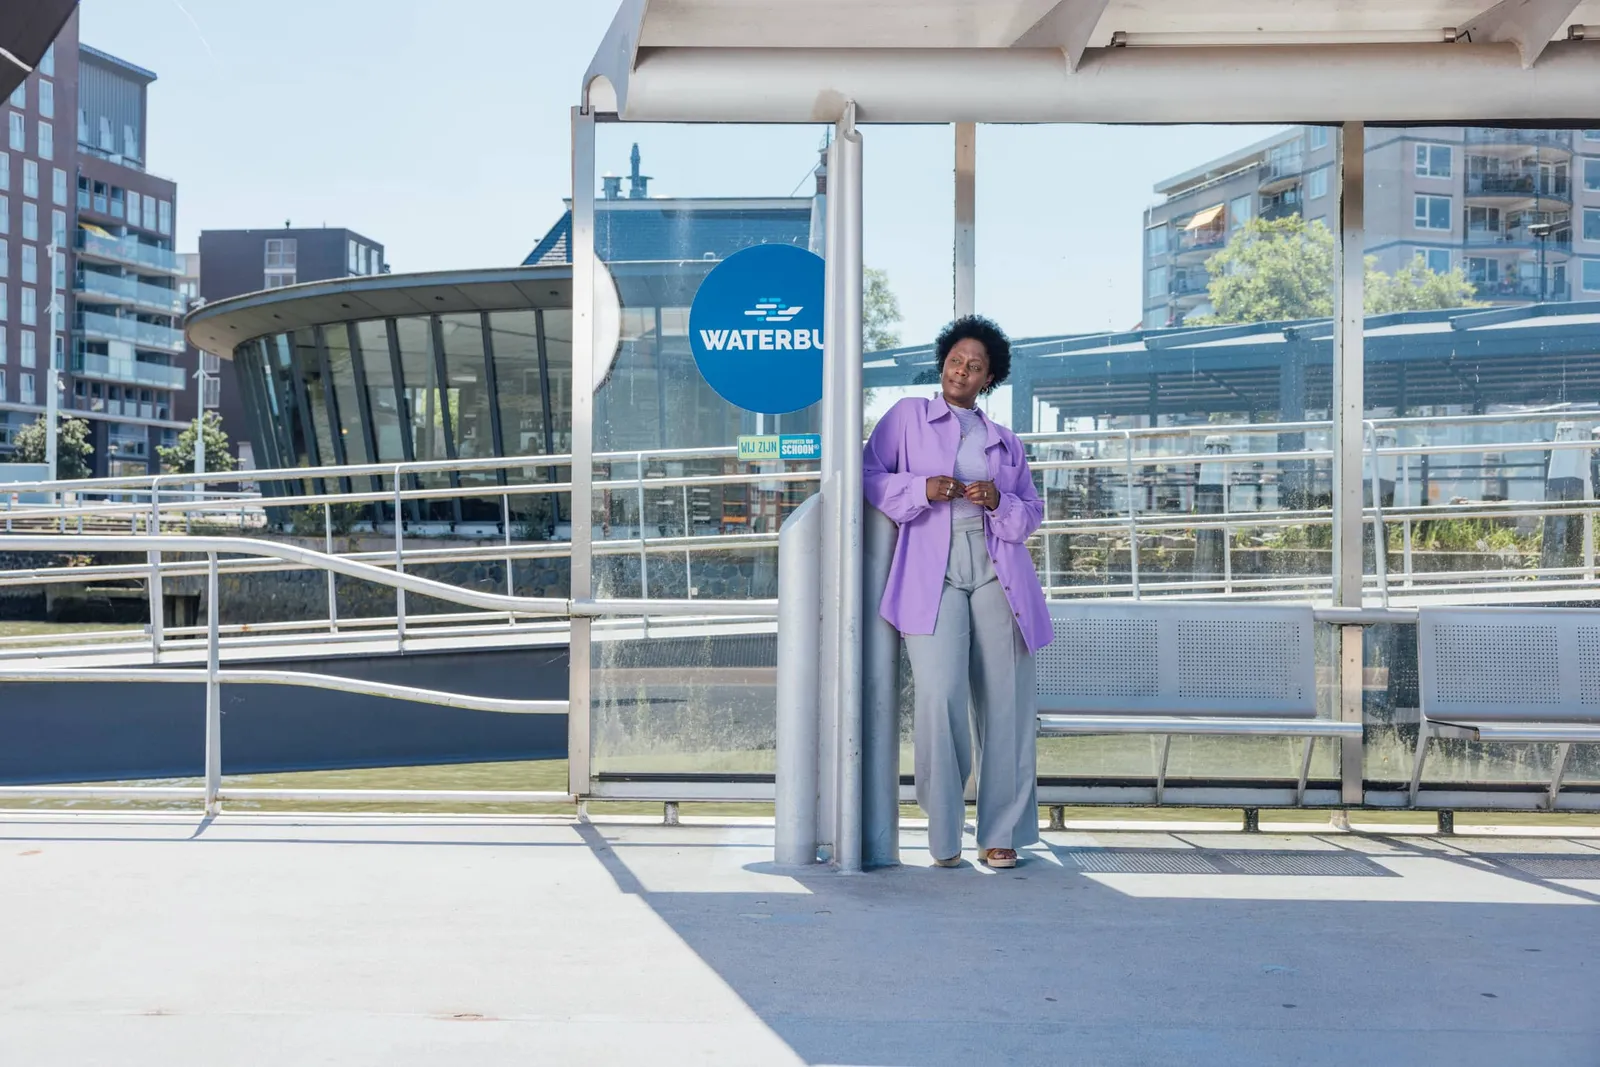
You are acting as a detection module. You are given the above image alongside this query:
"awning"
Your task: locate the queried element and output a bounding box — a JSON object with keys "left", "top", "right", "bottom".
{"left": 79, "top": 222, "right": 113, "bottom": 238}
{"left": 0, "top": 0, "right": 78, "bottom": 101}
{"left": 1184, "top": 204, "right": 1224, "bottom": 231}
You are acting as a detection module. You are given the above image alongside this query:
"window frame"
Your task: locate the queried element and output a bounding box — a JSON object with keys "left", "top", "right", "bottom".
{"left": 1415, "top": 193, "right": 1452, "bottom": 231}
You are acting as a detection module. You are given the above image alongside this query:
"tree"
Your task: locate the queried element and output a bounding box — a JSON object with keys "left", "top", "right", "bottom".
{"left": 1196, "top": 215, "right": 1335, "bottom": 324}
{"left": 158, "top": 411, "right": 238, "bottom": 474}
{"left": 1366, "top": 255, "right": 1486, "bottom": 315}
{"left": 8, "top": 416, "right": 94, "bottom": 480}
{"left": 1194, "top": 216, "right": 1486, "bottom": 325}
{"left": 864, "top": 266, "right": 903, "bottom": 352}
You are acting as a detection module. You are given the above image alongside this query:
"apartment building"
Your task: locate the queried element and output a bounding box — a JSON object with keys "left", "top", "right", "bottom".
{"left": 1143, "top": 126, "right": 1589, "bottom": 328}
{"left": 0, "top": 8, "right": 184, "bottom": 477}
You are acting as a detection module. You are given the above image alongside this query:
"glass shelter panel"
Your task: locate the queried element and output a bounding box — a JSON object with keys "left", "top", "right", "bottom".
{"left": 585, "top": 122, "right": 837, "bottom": 782}
{"left": 1363, "top": 123, "right": 1600, "bottom": 791}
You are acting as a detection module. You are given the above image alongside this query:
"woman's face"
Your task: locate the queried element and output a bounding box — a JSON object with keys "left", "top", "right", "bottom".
{"left": 941, "top": 337, "right": 993, "bottom": 409}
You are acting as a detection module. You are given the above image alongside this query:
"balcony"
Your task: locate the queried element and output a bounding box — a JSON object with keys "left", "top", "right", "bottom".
{"left": 1260, "top": 199, "right": 1302, "bottom": 222}
{"left": 71, "top": 350, "right": 186, "bottom": 390}
{"left": 1464, "top": 226, "right": 1572, "bottom": 251}
{"left": 1170, "top": 270, "right": 1209, "bottom": 297}
{"left": 73, "top": 394, "right": 167, "bottom": 420}
{"left": 74, "top": 271, "right": 187, "bottom": 315}
{"left": 1466, "top": 275, "right": 1570, "bottom": 302}
{"left": 75, "top": 310, "right": 186, "bottom": 354}
{"left": 74, "top": 229, "right": 181, "bottom": 275}
{"left": 1463, "top": 128, "right": 1573, "bottom": 151}
{"left": 1177, "top": 228, "right": 1228, "bottom": 256}
{"left": 1465, "top": 171, "right": 1570, "bottom": 201}
{"left": 1260, "top": 153, "right": 1304, "bottom": 191}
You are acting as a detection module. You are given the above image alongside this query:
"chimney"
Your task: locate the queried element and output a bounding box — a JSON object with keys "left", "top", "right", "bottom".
{"left": 602, "top": 174, "right": 623, "bottom": 200}
{"left": 627, "top": 143, "right": 651, "bottom": 199}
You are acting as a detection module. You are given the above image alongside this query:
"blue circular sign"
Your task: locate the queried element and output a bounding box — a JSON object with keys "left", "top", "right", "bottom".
{"left": 688, "top": 243, "right": 825, "bottom": 415}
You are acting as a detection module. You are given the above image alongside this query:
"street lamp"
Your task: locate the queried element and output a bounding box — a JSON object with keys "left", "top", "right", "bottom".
{"left": 1528, "top": 221, "right": 1554, "bottom": 303}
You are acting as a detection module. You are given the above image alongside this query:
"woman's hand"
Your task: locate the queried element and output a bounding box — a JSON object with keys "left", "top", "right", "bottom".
{"left": 963, "top": 480, "right": 999, "bottom": 511}
{"left": 925, "top": 476, "right": 965, "bottom": 503}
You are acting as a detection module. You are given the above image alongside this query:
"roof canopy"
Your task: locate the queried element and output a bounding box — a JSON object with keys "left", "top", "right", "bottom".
{"left": 585, "top": 0, "right": 1600, "bottom": 123}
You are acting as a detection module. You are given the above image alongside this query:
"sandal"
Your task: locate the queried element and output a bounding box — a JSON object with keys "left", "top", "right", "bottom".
{"left": 980, "top": 848, "right": 1018, "bottom": 869}
{"left": 932, "top": 853, "right": 962, "bottom": 868}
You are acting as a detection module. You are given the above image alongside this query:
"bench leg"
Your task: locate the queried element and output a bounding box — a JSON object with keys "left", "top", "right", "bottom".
{"left": 1047, "top": 805, "right": 1065, "bottom": 832}
{"left": 1296, "top": 736, "right": 1316, "bottom": 807}
{"left": 1546, "top": 743, "right": 1574, "bottom": 811}
{"left": 1408, "top": 722, "right": 1432, "bottom": 808}
{"left": 1242, "top": 808, "right": 1260, "bottom": 833}
{"left": 1436, "top": 810, "right": 1454, "bottom": 835}
{"left": 1153, "top": 735, "right": 1172, "bottom": 806}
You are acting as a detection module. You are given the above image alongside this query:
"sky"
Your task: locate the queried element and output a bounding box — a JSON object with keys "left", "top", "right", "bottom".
{"left": 78, "top": 0, "right": 1282, "bottom": 348}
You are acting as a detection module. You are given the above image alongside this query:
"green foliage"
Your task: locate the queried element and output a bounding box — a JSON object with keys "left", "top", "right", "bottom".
{"left": 1194, "top": 217, "right": 1487, "bottom": 325}
{"left": 158, "top": 412, "right": 237, "bottom": 474}
{"left": 1400, "top": 517, "right": 1538, "bottom": 556}
{"left": 287, "top": 502, "right": 367, "bottom": 538}
{"left": 8, "top": 416, "right": 94, "bottom": 480}
{"left": 864, "top": 266, "right": 903, "bottom": 353}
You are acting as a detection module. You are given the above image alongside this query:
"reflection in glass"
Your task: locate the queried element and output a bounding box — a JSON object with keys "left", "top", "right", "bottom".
{"left": 439, "top": 312, "right": 499, "bottom": 523}
{"left": 323, "top": 323, "right": 372, "bottom": 466}
{"left": 357, "top": 319, "right": 404, "bottom": 464}
{"left": 490, "top": 310, "right": 547, "bottom": 457}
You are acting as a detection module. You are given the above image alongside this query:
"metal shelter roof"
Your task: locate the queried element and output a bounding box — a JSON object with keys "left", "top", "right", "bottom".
{"left": 523, "top": 197, "right": 813, "bottom": 266}
{"left": 585, "top": 0, "right": 1600, "bottom": 122}
{"left": 866, "top": 302, "right": 1600, "bottom": 419}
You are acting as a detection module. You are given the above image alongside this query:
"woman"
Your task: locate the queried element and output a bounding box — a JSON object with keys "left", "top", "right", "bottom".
{"left": 864, "top": 315, "right": 1052, "bottom": 869}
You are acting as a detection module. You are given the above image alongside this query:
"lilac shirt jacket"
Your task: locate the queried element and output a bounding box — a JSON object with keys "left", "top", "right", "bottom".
{"left": 863, "top": 395, "right": 1053, "bottom": 654}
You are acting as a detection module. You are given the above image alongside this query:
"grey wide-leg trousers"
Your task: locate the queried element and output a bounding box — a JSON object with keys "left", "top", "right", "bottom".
{"left": 903, "top": 522, "right": 1040, "bottom": 861}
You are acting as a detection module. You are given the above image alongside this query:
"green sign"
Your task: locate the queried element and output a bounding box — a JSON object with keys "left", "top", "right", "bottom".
{"left": 738, "top": 433, "right": 822, "bottom": 462}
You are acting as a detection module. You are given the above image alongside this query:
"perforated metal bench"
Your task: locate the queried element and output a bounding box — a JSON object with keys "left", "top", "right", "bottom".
{"left": 1412, "top": 606, "right": 1600, "bottom": 809}
{"left": 1036, "top": 601, "right": 1361, "bottom": 806}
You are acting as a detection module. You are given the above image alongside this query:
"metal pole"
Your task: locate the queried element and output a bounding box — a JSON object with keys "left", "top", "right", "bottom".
{"left": 324, "top": 502, "right": 338, "bottom": 633}
{"left": 393, "top": 464, "right": 406, "bottom": 645}
{"left": 503, "top": 491, "right": 515, "bottom": 624}
{"left": 45, "top": 242, "right": 60, "bottom": 497}
{"left": 775, "top": 495, "right": 822, "bottom": 867}
{"left": 147, "top": 480, "right": 164, "bottom": 659}
{"left": 1124, "top": 431, "right": 1140, "bottom": 598}
{"left": 567, "top": 104, "right": 597, "bottom": 799}
{"left": 1333, "top": 122, "right": 1366, "bottom": 609}
{"left": 1335, "top": 122, "right": 1366, "bottom": 807}
{"left": 862, "top": 505, "right": 901, "bottom": 868}
{"left": 204, "top": 551, "right": 221, "bottom": 816}
{"left": 954, "top": 122, "right": 976, "bottom": 319}
{"left": 833, "top": 104, "right": 866, "bottom": 872}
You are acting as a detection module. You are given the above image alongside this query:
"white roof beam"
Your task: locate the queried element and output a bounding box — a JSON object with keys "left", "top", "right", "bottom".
{"left": 1458, "top": 0, "right": 1582, "bottom": 68}
{"left": 1009, "top": 0, "right": 1112, "bottom": 72}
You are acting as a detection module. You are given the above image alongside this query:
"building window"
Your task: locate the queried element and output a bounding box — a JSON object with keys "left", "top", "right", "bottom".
{"left": 1307, "top": 126, "right": 1330, "bottom": 151}
{"left": 1145, "top": 225, "right": 1168, "bottom": 256}
{"left": 22, "top": 158, "right": 36, "bottom": 198}
{"left": 1414, "top": 194, "right": 1451, "bottom": 231}
{"left": 0, "top": 152, "right": 7, "bottom": 190}
{"left": 20, "top": 373, "right": 34, "bottom": 405}
{"left": 110, "top": 187, "right": 123, "bottom": 219}
{"left": 39, "top": 44, "right": 54, "bottom": 77}
{"left": 123, "top": 125, "right": 137, "bottom": 160}
{"left": 347, "top": 239, "right": 358, "bottom": 272}
{"left": 1228, "top": 194, "right": 1253, "bottom": 232}
{"left": 1423, "top": 248, "right": 1451, "bottom": 274}
{"left": 1415, "top": 143, "right": 1452, "bottom": 179}
{"left": 1306, "top": 167, "right": 1329, "bottom": 199}
{"left": 38, "top": 80, "right": 52, "bottom": 119}
{"left": 1582, "top": 260, "right": 1600, "bottom": 292}
{"left": 264, "top": 237, "right": 297, "bottom": 289}
{"left": 8, "top": 83, "right": 23, "bottom": 109}
{"left": 0, "top": 374, "right": 6, "bottom": 402}
{"left": 51, "top": 208, "right": 65, "bottom": 250}
{"left": 20, "top": 287, "right": 36, "bottom": 325}
{"left": 158, "top": 200, "right": 171, "bottom": 236}
{"left": 0, "top": 237, "right": 6, "bottom": 276}
{"left": 21, "top": 243, "right": 35, "bottom": 283}
{"left": 21, "top": 201, "right": 37, "bottom": 240}
{"left": 0, "top": 284, "right": 6, "bottom": 318}
{"left": 1148, "top": 265, "right": 1169, "bottom": 298}
{"left": 0, "top": 194, "right": 8, "bottom": 234}
{"left": 203, "top": 375, "right": 221, "bottom": 409}
{"left": 263, "top": 272, "right": 298, "bottom": 289}
{"left": 51, "top": 167, "right": 65, "bottom": 205}
{"left": 98, "top": 115, "right": 112, "bottom": 152}
{"left": 1585, "top": 159, "right": 1600, "bottom": 193}
{"left": 143, "top": 194, "right": 157, "bottom": 231}
{"left": 21, "top": 329, "right": 35, "bottom": 366}
{"left": 7, "top": 112, "right": 22, "bottom": 152}
{"left": 37, "top": 121, "right": 51, "bottom": 160}
{"left": 358, "top": 244, "right": 370, "bottom": 274}
{"left": 1585, "top": 209, "right": 1600, "bottom": 243}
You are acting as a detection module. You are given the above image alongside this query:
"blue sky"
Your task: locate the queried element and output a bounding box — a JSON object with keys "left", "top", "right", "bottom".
{"left": 81, "top": 0, "right": 1280, "bottom": 346}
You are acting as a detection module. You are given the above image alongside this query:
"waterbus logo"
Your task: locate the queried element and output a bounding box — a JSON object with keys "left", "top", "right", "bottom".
{"left": 688, "top": 244, "right": 825, "bottom": 414}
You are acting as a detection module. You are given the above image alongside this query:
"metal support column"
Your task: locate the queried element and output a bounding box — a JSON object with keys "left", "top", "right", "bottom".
{"left": 1334, "top": 122, "right": 1367, "bottom": 807}
{"left": 775, "top": 496, "right": 822, "bottom": 867}
{"left": 819, "top": 103, "right": 866, "bottom": 871}
{"left": 954, "top": 123, "right": 976, "bottom": 319}
{"left": 567, "top": 105, "right": 597, "bottom": 799}
{"left": 862, "top": 506, "right": 901, "bottom": 868}
{"left": 204, "top": 552, "right": 221, "bottom": 816}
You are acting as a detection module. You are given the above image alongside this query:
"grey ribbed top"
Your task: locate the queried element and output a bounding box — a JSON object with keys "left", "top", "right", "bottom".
{"left": 951, "top": 405, "right": 988, "bottom": 525}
